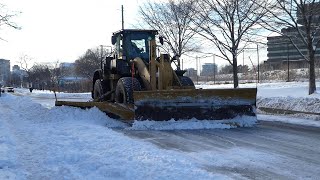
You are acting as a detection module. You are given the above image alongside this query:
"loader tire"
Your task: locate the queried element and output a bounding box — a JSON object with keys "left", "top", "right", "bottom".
{"left": 93, "top": 79, "right": 103, "bottom": 100}
{"left": 115, "top": 77, "right": 141, "bottom": 104}
{"left": 179, "top": 76, "right": 195, "bottom": 87}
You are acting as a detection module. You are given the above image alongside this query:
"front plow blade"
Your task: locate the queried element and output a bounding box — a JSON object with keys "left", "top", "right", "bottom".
{"left": 134, "top": 88, "right": 257, "bottom": 121}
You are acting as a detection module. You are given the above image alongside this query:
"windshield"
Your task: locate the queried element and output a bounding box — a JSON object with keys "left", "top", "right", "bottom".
{"left": 125, "top": 32, "right": 154, "bottom": 62}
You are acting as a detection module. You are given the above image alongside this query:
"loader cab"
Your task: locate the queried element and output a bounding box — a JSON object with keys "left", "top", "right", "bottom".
{"left": 111, "top": 29, "right": 158, "bottom": 63}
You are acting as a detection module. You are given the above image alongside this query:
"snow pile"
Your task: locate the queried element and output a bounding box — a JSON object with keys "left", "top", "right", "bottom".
{"left": 1, "top": 93, "right": 248, "bottom": 179}
{"left": 257, "top": 97, "right": 320, "bottom": 113}
{"left": 0, "top": 113, "right": 18, "bottom": 179}
{"left": 1, "top": 83, "right": 320, "bottom": 179}
{"left": 256, "top": 82, "right": 320, "bottom": 116}
{"left": 198, "top": 81, "right": 320, "bottom": 117}
{"left": 130, "top": 116, "right": 257, "bottom": 130}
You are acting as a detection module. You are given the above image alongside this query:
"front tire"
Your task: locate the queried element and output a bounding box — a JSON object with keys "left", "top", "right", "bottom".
{"left": 115, "top": 77, "right": 141, "bottom": 104}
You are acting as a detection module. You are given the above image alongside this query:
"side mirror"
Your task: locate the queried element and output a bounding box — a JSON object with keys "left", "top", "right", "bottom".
{"left": 159, "top": 36, "right": 164, "bottom": 45}
{"left": 111, "top": 36, "right": 117, "bottom": 45}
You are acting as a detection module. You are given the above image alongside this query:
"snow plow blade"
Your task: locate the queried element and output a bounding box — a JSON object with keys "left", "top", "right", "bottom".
{"left": 55, "top": 101, "right": 135, "bottom": 120}
{"left": 133, "top": 88, "right": 257, "bottom": 121}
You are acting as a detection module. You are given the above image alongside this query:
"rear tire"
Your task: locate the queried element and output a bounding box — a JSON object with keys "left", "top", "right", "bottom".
{"left": 115, "top": 77, "right": 141, "bottom": 104}
{"left": 178, "top": 76, "right": 195, "bottom": 88}
{"left": 93, "top": 80, "right": 103, "bottom": 100}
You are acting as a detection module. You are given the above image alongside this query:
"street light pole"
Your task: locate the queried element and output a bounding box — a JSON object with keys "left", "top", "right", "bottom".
{"left": 100, "top": 45, "right": 104, "bottom": 70}
{"left": 213, "top": 54, "right": 216, "bottom": 84}
{"left": 121, "top": 5, "right": 124, "bottom": 30}
{"left": 287, "top": 43, "right": 290, "bottom": 82}
{"left": 196, "top": 56, "right": 198, "bottom": 85}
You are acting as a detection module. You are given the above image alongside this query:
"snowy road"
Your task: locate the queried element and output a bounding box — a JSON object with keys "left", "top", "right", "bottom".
{"left": 1, "top": 87, "right": 320, "bottom": 179}
{"left": 120, "top": 121, "right": 320, "bottom": 179}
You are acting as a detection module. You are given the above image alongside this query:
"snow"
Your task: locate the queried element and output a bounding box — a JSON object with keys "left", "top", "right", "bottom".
{"left": 0, "top": 93, "right": 256, "bottom": 179}
{"left": 0, "top": 81, "right": 320, "bottom": 179}
{"left": 130, "top": 116, "right": 257, "bottom": 130}
{"left": 258, "top": 114, "right": 320, "bottom": 127}
{"left": 198, "top": 81, "right": 320, "bottom": 115}
{"left": 14, "top": 88, "right": 91, "bottom": 100}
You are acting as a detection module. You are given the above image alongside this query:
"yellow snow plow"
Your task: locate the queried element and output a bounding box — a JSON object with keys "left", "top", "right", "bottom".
{"left": 55, "top": 29, "right": 257, "bottom": 122}
{"left": 56, "top": 88, "right": 256, "bottom": 121}
{"left": 133, "top": 88, "right": 256, "bottom": 121}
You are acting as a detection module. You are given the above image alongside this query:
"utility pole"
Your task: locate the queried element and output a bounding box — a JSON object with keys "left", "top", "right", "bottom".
{"left": 256, "top": 44, "right": 260, "bottom": 83}
{"left": 181, "top": 59, "right": 183, "bottom": 70}
{"left": 121, "top": 5, "right": 124, "bottom": 30}
{"left": 243, "top": 50, "right": 245, "bottom": 67}
{"left": 100, "top": 45, "right": 104, "bottom": 70}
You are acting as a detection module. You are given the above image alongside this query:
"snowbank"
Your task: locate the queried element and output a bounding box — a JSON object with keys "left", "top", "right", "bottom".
{"left": 0, "top": 93, "right": 257, "bottom": 179}
{"left": 198, "top": 81, "right": 320, "bottom": 119}
{"left": 130, "top": 116, "right": 257, "bottom": 130}
{"left": 1, "top": 82, "right": 319, "bottom": 179}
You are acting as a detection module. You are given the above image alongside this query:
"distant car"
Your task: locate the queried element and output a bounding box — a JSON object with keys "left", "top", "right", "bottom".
{"left": 6, "top": 87, "right": 14, "bottom": 93}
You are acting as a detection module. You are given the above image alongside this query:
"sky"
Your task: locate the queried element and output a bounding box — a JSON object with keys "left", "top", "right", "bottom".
{"left": 0, "top": 0, "right": 143, "bottom": 67}
{"left": 0, "top": 0, "right": 267, "bottom": 70}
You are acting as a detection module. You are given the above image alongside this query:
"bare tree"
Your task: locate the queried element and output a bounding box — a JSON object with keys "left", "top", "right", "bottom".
{"left": 18, "top": 54, "right": 34, "bottom": 87}
{"left": 191, "top": 0, "right": 268, "bottom": 88}
{"left": 49, "top": 60, "right": 60, "bottom": 91}
{"left": 18, "top": 54, "right": 33, "bottom": 72}
{"left": 0, "top": 3, "right": 20, "bottom": 40}
{"left": 74, "top": 48, "right": 102, "bottom": 80}
{"left": 139, "top": 0, "right": 199, "bottom": 69}
{"left": 261, "top": 1, "right": 319, "bottom": 94}
{"left": 29, "top": 64, "right": 51, "bottom": 90}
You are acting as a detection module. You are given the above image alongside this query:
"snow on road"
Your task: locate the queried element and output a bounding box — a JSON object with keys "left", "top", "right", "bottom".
{"left": 1, "top": 94, "right": 227, "bottom": 179}
{"left": 0, "top": 82, "right": 320, "bottom": 179}
{"left": 0, "top": 92, "right": 259, "bottom": 180}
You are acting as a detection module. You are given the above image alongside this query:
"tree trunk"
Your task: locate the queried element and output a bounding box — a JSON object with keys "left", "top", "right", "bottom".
{"left": 233, "top": 55, "right": 239, "bottom": 88}
{"left": 309, "top": 54, "right": 316, "bottom": 95}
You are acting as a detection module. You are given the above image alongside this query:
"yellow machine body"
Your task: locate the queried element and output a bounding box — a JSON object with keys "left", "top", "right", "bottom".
{"left": 55, "top": 29, "right": 257, "bottom": 122}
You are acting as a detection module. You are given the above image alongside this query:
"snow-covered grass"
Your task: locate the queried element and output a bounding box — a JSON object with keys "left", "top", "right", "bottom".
{"left": 14, "top": 88, "right": 91, "bottom": 100}
{"left": 197, "top": 81, "right": 320, "bottom": 116}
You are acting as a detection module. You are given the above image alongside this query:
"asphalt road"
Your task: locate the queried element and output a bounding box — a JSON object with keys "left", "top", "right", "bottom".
{"left": 120, "top": 121, "right": 320, "bottom": 179}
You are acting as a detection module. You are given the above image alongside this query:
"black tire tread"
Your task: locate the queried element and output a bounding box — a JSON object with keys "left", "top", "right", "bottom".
{"left": 116, "top": 77, "right": 141, "bottom": 104}
{"left": 178, "top": 76, "right": 195, "bottom": 87}
{"left": 93, "top": 80, "right": 103, "bottom": 100}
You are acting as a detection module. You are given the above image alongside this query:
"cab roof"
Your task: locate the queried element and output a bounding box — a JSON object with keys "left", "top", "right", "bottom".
{"left": 112, "top": 29, "right": 158, "bottom": 36}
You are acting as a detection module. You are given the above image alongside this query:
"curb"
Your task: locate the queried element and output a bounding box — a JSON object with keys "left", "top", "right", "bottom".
{"left": 258, "top": 107, "right": 320, "bottom": 116}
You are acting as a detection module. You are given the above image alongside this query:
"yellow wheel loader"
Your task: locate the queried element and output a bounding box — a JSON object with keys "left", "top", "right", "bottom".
{"left": 56, "top": 29, "right": 257, "bottom": 122}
